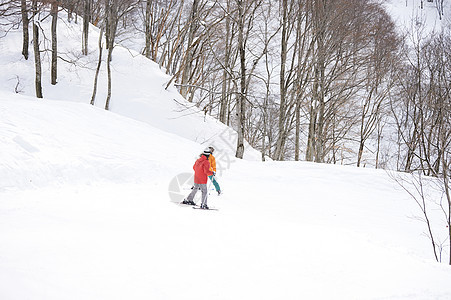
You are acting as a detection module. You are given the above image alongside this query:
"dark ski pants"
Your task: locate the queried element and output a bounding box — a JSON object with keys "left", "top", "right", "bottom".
{"left": 187, "top": 183, "right": 208, "bottom": 206}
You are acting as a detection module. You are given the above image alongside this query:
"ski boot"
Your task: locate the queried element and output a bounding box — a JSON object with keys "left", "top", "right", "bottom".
{"left": 181, "top": 199, "right": 196, "bottom": 205}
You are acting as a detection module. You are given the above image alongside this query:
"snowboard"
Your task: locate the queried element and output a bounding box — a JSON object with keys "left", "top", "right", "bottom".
{"left": 192, "top": 206, "right": 219, "bottom": 211}
{"left": 177, "top": 202, "right": 218, "bottom": 211}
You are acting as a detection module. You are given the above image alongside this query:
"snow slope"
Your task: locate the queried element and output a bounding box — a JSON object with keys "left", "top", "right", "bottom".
{"left": 1, "top": 92, "right": 451, "bottom": 300}
{"left": 0, "top": 14, "right": 260, "bottom": 162}
{"left": 1, "top": 7, "right": 451, "bottom": 300}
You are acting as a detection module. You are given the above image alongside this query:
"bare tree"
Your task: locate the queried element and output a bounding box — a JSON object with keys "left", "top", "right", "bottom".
{"left": 90, "top": 27, "right": 104, "bottom": 105}
{"left": 393, "top": 16, "right": 450, "bottom": 177}
{"left": 218, "top": 0, "right": 235, "bottom": 125}
{"left": 356, "top": 5, "right": 399, "bottom": 167}
{"left": 235, "top": 0, "right": 246, "bottom": 158}
{"left": 21, "top": 0, "right": 29, "bottom": 60}
{"left": 390, "top": 21, "right": 450, "bottom": 263}
{"left": 142, "top": 0, "right": 176, "bottom": 61}
{"left": 179, "top": 0, "right": 199, "bottom": 100}
{"left": 392, "top": 16, "right": 430, "bottom": 173}
{"left": 82, "top": 0, "right": 91, "bottom": 55}
{"left": 50, "top": 0, "right": 58, "bottom": 85}
{"left": 424, "top": 30, "right": 451, "bottom": 264}
{"left": 306, "top": 0, "right": 360, "bottom": 162}
{"left": 301, "top": 0, "right": 391, "bottom": 164}
{"left": 104, "top": 0, "right": 117, "bottom": 110}
{"left": 234, "top": 0, "right": 263, "bottom": 158}
{"left": 250, "top": 1, "right": 279, "bottom": 160}
{"left": 391, "top": 172, "right": 443, "bottom": 262}
{"left": 273, "top": 0, "right": 299, "bottom": 161}
{"left": 104, "top": 0, "right": 136, "bottom": 110}
{"left": 32, "top": 0, "right": 43, "bottom": 98}
{"left": 293, "top": 0, "right": 314, "bottom": 161}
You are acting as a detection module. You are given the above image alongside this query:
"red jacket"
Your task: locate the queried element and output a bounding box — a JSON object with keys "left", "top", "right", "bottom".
{"left": 193, "top": 155, "right": 213, "bottom": 184}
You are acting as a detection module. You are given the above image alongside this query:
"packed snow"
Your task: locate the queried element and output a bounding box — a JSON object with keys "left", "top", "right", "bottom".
{"left": 1, "top": 4, "right": 451, "bottom": 300}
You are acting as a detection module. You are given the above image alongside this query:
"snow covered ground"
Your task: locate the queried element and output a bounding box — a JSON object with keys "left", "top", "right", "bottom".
{"left": 2, "top": 93, "right": 451, "bottom": 300}
{"left": 1, "top": 5, "right": 451, "bottom": 300}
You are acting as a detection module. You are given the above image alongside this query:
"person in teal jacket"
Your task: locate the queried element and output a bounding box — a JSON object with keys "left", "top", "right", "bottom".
{"left": 207, "top": 146, "right": 221, "bottom": 195}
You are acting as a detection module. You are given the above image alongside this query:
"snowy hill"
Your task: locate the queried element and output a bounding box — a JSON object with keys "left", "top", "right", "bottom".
{"left": 0, "top": 15, "right": 261, "bottom": 163}
{"left": 1, "top": 91, "right": 451, "bottom": 299}
{"left": 0, "top": 90, "right": 198, "bottom": 191}
{"left": 1, "top": 6, "right": 451, "bottom": 300}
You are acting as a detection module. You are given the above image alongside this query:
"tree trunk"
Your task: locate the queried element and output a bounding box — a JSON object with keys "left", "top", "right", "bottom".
{"left": 357, "top": 141, "right": 364, "bottom": 167}
{"left": 105, "top": 0, "right": 118, "bottom": 110}
{"left": 67, "top": 1, "right": 72, "bottom": 22}
{"left": 21, "top": 0, "right": 29, "bottom": 60}
{"left": 105, "top": 46, "right": 113, "bottom": 110}
{"left": 312, "top": 0, "right": 326, "bottom": 163}
{"left": 180, "top": 0, "right": 199, "bottom": 100}
{"left": 273, "top": 0, "right": 288, "bottom": 161}
{"left": 32, "top": 0, "right": 43, "bottom": 98}
{"left": 144, "top": 0, "right": 152, "bottom": 59}
{"left": 90, "top": 28, "right": 104, "bottom": 105}
{"left": 314, "top": 57, "right": 326, "bottom": 163}
{"left": 357, "top": 107, "right": 367, "bottom": 167}
{"left": 440, "top": 159, "right": 450, "bottom": 266}
{"left": 104, "top": 0, "right": 110, "bottom": 50}
{"left": 235, "top": 0, "right": 245, "bottom": 159}
{"left": 51, "top": 2, "right": 58, "bottom": 85}
{"left": 295, "top": 100, "right": 300, "bottom": 161}
{"left": 82, "top": 0, "right": 90, "bottom": 55}
{"left": 219, "top": 0, "right": 231, "bottom": 124}
{"left": 305, "top": 103, "right": 316, "bottom": 161}
{"left": 375, "top": 121, "right": 383, "bottom": 169}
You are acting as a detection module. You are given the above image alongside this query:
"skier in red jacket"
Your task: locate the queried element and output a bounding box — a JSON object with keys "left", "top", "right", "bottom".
{"left": 182, "top": 148, "right": 214, "bottom": 209}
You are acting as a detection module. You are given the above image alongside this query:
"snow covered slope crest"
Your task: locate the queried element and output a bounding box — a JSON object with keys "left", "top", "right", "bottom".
{"left": 0, "top": 90, "right": 202, "bottom": 191}
{"left": 0, "top": 10, "right": 261, "bottom": 170}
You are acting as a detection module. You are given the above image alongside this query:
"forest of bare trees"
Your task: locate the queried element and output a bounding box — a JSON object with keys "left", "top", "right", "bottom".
{"left": 0, "top": 0, "right": 449, "bottom": 170}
